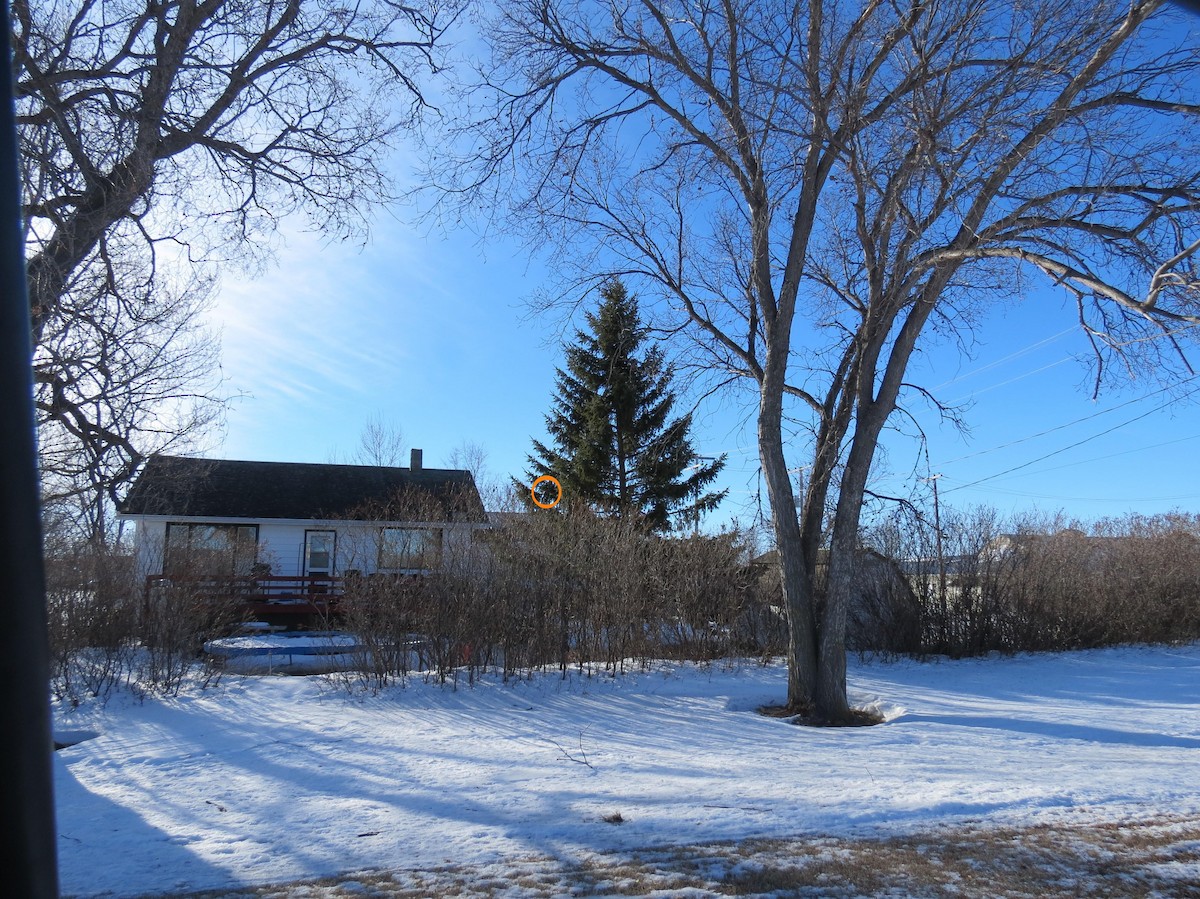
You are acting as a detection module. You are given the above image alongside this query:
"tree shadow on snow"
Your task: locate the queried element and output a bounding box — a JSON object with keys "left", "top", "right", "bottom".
{"left": 54, "top": 755, "right": 234, "bottom": 897}
{"left": 894, "top": 713, "right": 1200, "bottom": 748}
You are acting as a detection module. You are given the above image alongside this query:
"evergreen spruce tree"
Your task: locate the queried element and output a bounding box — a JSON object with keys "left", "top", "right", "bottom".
{"left": 527, "top": 280, "right": 726, "bottom": 531}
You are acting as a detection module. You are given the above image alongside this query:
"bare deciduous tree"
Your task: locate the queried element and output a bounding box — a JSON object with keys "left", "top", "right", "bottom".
{"left": 331, "top": 413, "right": 410, "bottom": 467}
{"left": 446, "top": 438, "right": 509, "bottom": 508}
{"left": 437, "top": 0, "right": 1200, "bottom": 720}
{"left": 35, "top": 260, "right": 223, "bottom": 541}
{"left": 15, "top": 0, "right": 453, "bottom": 536}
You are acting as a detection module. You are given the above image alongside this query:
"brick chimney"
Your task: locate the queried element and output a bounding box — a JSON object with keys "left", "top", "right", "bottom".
{"left": 410, "top": 448, "right": 423, "bottom": 471}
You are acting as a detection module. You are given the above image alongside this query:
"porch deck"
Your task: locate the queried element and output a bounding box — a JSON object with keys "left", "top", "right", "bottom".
{"left": 144, "top": 574, "right": 346, "bottom": 619}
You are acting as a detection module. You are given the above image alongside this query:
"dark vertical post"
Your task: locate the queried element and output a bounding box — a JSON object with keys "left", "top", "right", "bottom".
{"left": 928, "top": 472, "right": 947, "bottom": 650}
{"left": 0, "top": 2, "right": 60, "bottom": 895}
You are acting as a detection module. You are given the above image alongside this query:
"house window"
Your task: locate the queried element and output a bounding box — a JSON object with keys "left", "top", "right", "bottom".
{"left": 379, "top": 527, "right": 442, "bottom": 570}
{"left": 165, "top": 523, "right": 259, "bottom": 576}
{"left": 304, "top": 530, "right": 336, "bottom": 576}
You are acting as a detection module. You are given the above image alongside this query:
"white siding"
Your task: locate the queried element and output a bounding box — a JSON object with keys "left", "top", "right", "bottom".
{"left": 256, "top": 523, "right": 306, "bottom": 576}
{"left": 132, "top": 519, "right": 167, "bottom": 579}
{"left": 125, "top": 516, "right": 484, "bottom": 578}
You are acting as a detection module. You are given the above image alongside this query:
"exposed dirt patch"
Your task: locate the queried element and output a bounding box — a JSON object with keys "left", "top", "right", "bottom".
{"left": 758, "top": 703, "right": 885, "bottom": 727}
{"left": 151, "top": 814, "right": 1200, "bottom": 898}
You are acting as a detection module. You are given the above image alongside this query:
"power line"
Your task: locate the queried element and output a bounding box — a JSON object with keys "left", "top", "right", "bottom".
{"left": 934, "top": 378, "right": 1193, "bottom": 468}
{"left": 995, "top": 432, "right": 1200, "bottom": 480}
{"left": 961, "top": 483, "right": 1200, "bottom": 504}
{"left": 940, "top": 383, "right": 1200, "bottom": 496}
{"left": 944, "top": 355, "right": 1075, "bottom": 404}
{"left": 932, "top": 326, "right": 1075, "bottom": 390}
{"left": 936, "top": 323, "right": 1194, "bottom": 401}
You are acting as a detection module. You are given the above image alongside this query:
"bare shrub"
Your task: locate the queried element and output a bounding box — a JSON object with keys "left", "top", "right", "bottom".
{"left": 334, "top": 504, "right": 759, "bottom": 689}
{"left": 137, "top": 541, "right": 252, "bottom": 694}
{"left": 499, "top": 513, "right": 754, "bottom": 672}
{"left": 862, "top": 507, "right": 1200, "bottom": 658}
{"left": 471, "top": 508, "right": 618, "bottom": 675}
{"left": 335, "top": 572, "right": 426, "bottom": 690}
{"left": 1002, "top": 513, "right": 1200, "bottom": 651}
{"left": 739, "top": 552, "right": 792, "bottom": 662}
{"left": 46, "top": 528, "right": 247, "bottom": 702}
{"left": 653, "top": 533, "right": 754, "bottom": 661}
{"left": 45, "top": 545, "right": 140, "bottom": 705}
{"left": 331, "top": 484, "right": 489, "bottom": 690}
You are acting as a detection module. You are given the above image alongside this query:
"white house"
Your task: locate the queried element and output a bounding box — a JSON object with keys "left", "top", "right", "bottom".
{"left": 117, "top": 450, "right": 488, "bottom": 589}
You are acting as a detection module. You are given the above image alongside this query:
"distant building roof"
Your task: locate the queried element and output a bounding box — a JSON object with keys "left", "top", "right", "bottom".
{"left": 749, "top": 549, "right": 777, "bottom": 570}
{"left": 117, "top": 455, "right": 486, "bottom": 522}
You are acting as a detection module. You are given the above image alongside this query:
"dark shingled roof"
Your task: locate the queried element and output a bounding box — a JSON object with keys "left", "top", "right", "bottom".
{"left": 118, "top": 455, "right": 486, "bottom": 522}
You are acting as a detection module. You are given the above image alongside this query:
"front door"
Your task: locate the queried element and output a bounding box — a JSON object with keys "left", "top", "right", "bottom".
{"left": 303, "top": 530, "right": 336, "bottom": 577}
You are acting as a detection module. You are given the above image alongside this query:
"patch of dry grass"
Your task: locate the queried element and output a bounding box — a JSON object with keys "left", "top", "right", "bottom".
{"left": 144, "top": 814, "right": 1200, "bottom": 898}
{"left": 758, "top": 703, "right": 886, "bottom": 728}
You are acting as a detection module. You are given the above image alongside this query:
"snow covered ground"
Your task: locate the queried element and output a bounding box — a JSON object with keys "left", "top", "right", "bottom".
{"left": 52, "top": 644, "right": 1200, "bottom": 896}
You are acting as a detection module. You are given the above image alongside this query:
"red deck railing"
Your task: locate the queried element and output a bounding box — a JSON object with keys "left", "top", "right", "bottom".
{"left": 144, "top": 574, "right": 345, "bottom": 617}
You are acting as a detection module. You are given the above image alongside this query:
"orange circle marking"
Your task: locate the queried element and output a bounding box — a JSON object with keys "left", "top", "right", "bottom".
{"left": 531, "top": 475, "right": 562, "bottom": 509}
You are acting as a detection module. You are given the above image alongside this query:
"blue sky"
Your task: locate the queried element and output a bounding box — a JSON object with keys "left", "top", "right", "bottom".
{"left": 205, "top": 203, "right": 1199, "bottom": 530}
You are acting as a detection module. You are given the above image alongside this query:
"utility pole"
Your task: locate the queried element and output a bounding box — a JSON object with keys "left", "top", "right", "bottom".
{"left": 788, "top": 465, "right": 810, "bottom": 518}
{"left": 927, "top": 473, "right": 948, "bottom": 645}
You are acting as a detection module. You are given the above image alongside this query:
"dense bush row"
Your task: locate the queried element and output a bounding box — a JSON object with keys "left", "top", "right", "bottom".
{"left": 860, "top": 509, "right": 1200, "bottom": 657}
{"left": 335, "top": 513, "right": 781, "bottom": 689}
{"left": 44, "top": 514, "right": 783, "bottom": 701}
{"left": 45, "top": 549, "right": 244, "bottom": 703}
{"left": 44, "top": 507, "right": 1200, "bottom": 702}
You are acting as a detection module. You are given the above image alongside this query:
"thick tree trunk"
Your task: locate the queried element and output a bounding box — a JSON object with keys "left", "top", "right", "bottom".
{"left": 758, "top": 375, "right": 817, "bottom": 710}
{"left": 814, "top": 417, "right": 883, "bottom": 722}
{"left": 814, "top": 304, "right": 928, "bottom": 721}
